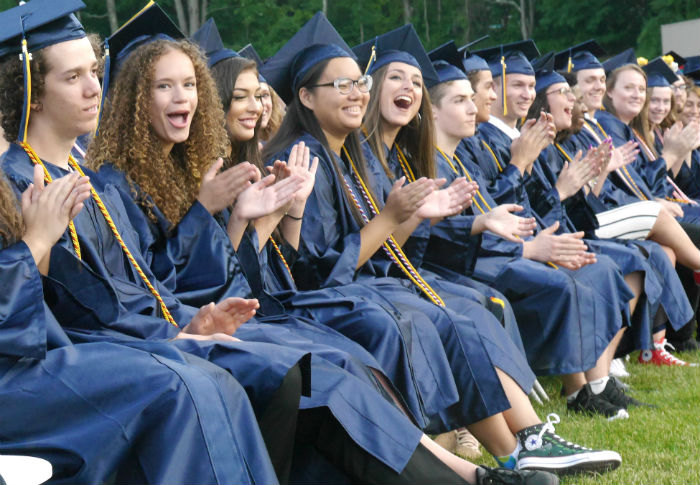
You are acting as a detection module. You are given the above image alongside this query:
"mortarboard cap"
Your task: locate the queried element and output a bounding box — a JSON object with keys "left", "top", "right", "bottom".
{"left": 96, "top": 1, "right": 183, "bottom": 134}
{"left": 472, "top": 39, "right": 539, "bottom": 78}
{"left": 192, "top": 18, "right": 239, "bottom": 68}
{"left": 260, "top": 12, "right": 354, "bottom": 105}
{"left": 642, "top": 57, "right": 678, "bottom": 88}
{"left": 457, "top": 36, "right": 491, "bottom": 73}
{"left": 533, "top": 52, "right": 567, "bottom": 93}
{"left": 472, "top": 39, "right": 539, "bottom": 116}
{"left": 602, "top": 48, "right": 636, "bottom": 75}
{"left": 238, "top": 43, "right": 266, "bottom": 82}
{"left": 553, "top": 39, "right": 605, "bottom": 73}
{"left": 683, "top": 55, "right": 700, "bottom": 82}
{"left": 663, "top": 50, "right": 686, "bottom": 74}
{"left": 428, "top": 41, "right": 466, "bottom": 87}
{"left": 352, "top": 24, "right": 439, "bottom": 88}
{"left": 0, "top": 0, "right": 87, "bottom": 142}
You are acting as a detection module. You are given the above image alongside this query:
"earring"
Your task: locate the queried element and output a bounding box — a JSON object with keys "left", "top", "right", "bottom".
{"left": 31, "top": 102, "right": 42, "bottom": 111}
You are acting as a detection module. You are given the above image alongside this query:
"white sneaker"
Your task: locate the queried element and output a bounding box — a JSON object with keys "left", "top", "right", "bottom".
{"left": 609, "top": 358, "right": 630, "bottom": 378}
{"left": 0, "top": 455, "right": 52, "bottom": 485}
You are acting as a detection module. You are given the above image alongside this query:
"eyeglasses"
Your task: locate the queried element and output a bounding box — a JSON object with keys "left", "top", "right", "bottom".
{"left": 671, "top": 84, "right": 687, "bottom": 92}
{"left": 309, "top": 75, "right": 373, "bottom": 95}
{"left": 546, "top": 86, "right": 574, "bottom": 97}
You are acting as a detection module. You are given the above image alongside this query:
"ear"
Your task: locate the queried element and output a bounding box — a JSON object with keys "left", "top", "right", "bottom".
{"left": 30, "top": 101, "right": 43, "bottom": 111}
{"left": 299, "top": 87, "right": 315, "bottom": 111}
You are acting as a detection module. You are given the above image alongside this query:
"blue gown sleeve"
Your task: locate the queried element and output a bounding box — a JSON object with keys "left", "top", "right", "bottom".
{"left": 0, "top": 240, "right": 47, "bottom": 359}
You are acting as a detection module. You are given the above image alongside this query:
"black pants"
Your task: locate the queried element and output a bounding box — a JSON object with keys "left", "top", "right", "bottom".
{"left": 296, "top": 408, "right": 469, "bottom": 485}
{"left": 671, "top": 222, "right": 700, "bottom": 342}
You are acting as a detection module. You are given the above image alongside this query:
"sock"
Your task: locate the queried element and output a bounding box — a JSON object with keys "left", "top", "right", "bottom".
{"left": 566, "top": 387, "right": 581, "bottom": 402}
{"left": 493, "top": 440, "right": 521, "bottom": 470}
{"left": 589, "top": 376, "right": 610, "bottom": 395}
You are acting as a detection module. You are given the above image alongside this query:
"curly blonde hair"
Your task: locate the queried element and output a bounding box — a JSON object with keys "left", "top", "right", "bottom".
{"left": 0, "top": 176, "right": 23, "bottom": 246}
{"left": 87, "top": 38, "right": 229, "bottom": 227}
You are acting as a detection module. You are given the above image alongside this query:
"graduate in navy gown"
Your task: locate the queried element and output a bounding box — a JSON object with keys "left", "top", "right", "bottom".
{"left": 0, "top": 3, "right": 504, "bottom": 484}
{"left": 261, "top": 13, "right": 620, "bottom": 478}
{"left": 0, "top": 155, "right": 279, "bottom": 484}
{"left": 424, "top": 43, "right": 649, "bottom": 417}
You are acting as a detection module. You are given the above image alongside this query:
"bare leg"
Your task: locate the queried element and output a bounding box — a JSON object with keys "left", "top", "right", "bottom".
{"left": 420, "top": 435, "right": 479, "bottom": 483}
{"left": 467, "top": 412, "right": 517, "bottom": 457}
{"left": 585, "top": 328, "right": 625, "bottom": 381}
{"left": 648, "top": 208, "right": 700, "bottom": 270}
{"left": 561, "top": 372, "right": 588, "bottom": 395}
{"left": 624, "top": 271, "right": 643, "bottom": 314}
{"left": 497, "top": 368, "right": 541, "bottom": 432}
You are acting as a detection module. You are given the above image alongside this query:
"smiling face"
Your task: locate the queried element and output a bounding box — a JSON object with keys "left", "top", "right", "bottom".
{"left": 149, "top": 48, "right": 198, "bottom": 153}
{"left": 647, "top": 86, "right": 673, "bottom": 126}
{"left": 672, "top": 78, "right": 687, "bottom": 111}
{"left": 259, "top": 82, "right": 273, "bottom": 129}
{"left": 607, "top": 67, "right": 646, "bottom": 124}
{"left": 493, "top": 73, "right": 536, "bottom": 123}
{"left": 300, "top": 56, "right": 369, "bottom": 145}
{"left": 680, "top": 89, "right": 700, "bottom": 125}
{"left": 433, "top": 79, "right": 478, "bottom": 140}
{"left": 225, "top": 68, "right": 262, "bottom": 142}
{"left": 379, "top": 61, "right": 424, "bottom": 130}
{"left": 575, "top": 67, "right": 606, "bottom": 112}
{"left": 32, "top": 36, "right": 101, "bottom": 140}
{"left": 545, "top": 82, "right": 576, "bottom": 131}
{"left": 471, "top": 70, "right": 497, "bottom": 123}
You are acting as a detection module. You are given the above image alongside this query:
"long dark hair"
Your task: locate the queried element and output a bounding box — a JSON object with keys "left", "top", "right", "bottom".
{"left": 262, "top": 58, "right": 373, "bottom": 224}
{"left": 210, "top": 57, "right": 263, "bottom": 170}
{"left": 363, "top": 64, "right": 436, "bottom": 180}
{"left": 526, "top": 85, "right": 573, "bottom": 143}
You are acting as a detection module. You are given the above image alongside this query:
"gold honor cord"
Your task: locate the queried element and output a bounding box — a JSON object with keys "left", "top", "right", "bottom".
{"left": 341, "top": 147, "right": 445, "bottom": 307}
{"left": 481, "top": 140, "right": 503, "bottom": 172}
{"left": 19, "top": 142, "right": 178, "bottom": 327}
{"left": 19, "top": 142, "right": 81, "bottom": 258}
{"left": 269, "top": 237, "right": 294, "bottom": 282}
{"left": 435, "top": 145, "right": 558, "bottom": 270}
{"left": 20, "top": 39, "right": 31, "bottom": 142}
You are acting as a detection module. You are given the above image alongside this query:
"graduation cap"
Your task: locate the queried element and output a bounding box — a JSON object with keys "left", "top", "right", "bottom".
{"left": 352, "top": 24, "right": 439, "bottom": 88}
{"left": 471, "top": 39, "right": 539, "bottom": 116}
{"left": 533, "top": 52, "right": 567, "bottom": 93}
{"left": 98, "top": 1, "right": 184, "bottom": 132}
{"left": 456, "top": 36, "right": 491, "bottom": 73}
{"left": 0, "top": 0, "right": 87, "bottom": 142}
{"left": 683, "top": 55, "right": 700, "bottom": 82}
{"left": 601, "top": 48, "right": 636, "bottom": 75}
{"left": 642, "top": 57, "right": 678, "bottom": 88}
{"left": 428, "top": 41, "right": 466, "bottom": 87}
{"left": 192, "top": 17, "right": 239, "bottom": 68}
{"left": 238, "top": 43, "right": 267, "bottom": 82}
{"left": 260, "top": 11, "right": 354, "bottom": 105}
{"left": 663, "top": 50, "right": 686, "bottom": 74}
{"left": 471, "top": 39, "right": 540, "bottom": 78}
{"left": 553, "top": 39, "right": 606, "bottom": 73}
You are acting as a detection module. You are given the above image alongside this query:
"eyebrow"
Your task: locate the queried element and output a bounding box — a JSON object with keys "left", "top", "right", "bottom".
{"left": 60, "top": 62, "right": 98, "bottom": 76}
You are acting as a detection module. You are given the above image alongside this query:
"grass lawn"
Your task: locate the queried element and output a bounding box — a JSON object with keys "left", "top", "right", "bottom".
{"left": 469, "top": 350, "right": 700, "bottom": 485}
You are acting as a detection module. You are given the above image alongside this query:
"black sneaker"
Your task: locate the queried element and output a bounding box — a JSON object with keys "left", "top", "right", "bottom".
{"left": 668, "top": 338, "right": 699, "bottom": 352}
{"left": 567, "top": 384, "right": 629, "bottom": 421}
{"left": 599, "top": 377, "right": 654, "bottom": 409}
{"left": 515, "top": 414, "right": 622, "bottom": 475}
{"left": 476, "top": 465, "right": 559, "bottom": 485}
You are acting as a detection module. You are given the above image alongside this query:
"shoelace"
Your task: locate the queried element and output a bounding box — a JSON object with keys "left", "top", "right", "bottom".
{"left": 536, "top": 414, "right": 588, "bottom": 450}
{"left": 654, "top": 339, "right": 696, "bottom": 366}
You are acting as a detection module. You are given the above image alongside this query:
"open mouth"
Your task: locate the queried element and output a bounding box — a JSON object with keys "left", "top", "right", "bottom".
{"left": 343, "top": 106, "right": 362, "bottom": 115}
{"left": 394, "top": 95, "right": 413, "bottom": 110}
{"left": 238, "top": 118, "right": 257, "bottom": 129}
{"left": 167, "top": 111, "right": 190, "bottom": 129}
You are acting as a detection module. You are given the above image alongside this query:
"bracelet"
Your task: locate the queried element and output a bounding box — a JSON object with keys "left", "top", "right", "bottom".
{"left": 284, "top": 213, "right": 303, "bottom": 221}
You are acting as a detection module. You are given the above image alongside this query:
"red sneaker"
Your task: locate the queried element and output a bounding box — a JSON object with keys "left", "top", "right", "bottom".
{"left": 638, "top": 339, "right": 698, "bottom": 367}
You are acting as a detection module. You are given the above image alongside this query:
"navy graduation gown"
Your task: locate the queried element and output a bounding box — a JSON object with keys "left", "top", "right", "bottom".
{"left": 3, "top": 145, "right": 425, "bottom": 474}
{"left": 271, "top": 132, "right": 535, "bottom": 432}
{"left": 596, "top": 111, "right": 700, "bottom": 224}
{"left": 430, "top": 140, "right": 626, "bottom": 375}
{"left": 0, "top": 240, "right": 277, "bottom": 484}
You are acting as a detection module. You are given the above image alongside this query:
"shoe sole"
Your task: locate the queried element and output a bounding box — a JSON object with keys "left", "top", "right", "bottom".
{"left": 518, "top": 451, "right": 622, "bottom": 476}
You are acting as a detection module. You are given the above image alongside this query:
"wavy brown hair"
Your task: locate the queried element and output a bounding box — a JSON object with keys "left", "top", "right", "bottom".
{"left": 0, "top": 34, "right": 102, "bottom": 143}
{"left": 260, "top": 84, "right": 285, "bottom": 142}
{"left": 87, "top": 39, "right": 229, "bottom": 227}
{"left": 0, "top": 176, "right": 23, "bottom": 246}
{"left": 363, "top": 64, "right": 436, "bottom": 180}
